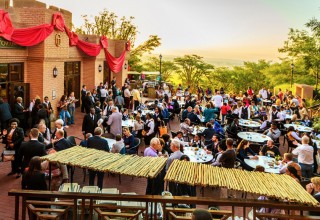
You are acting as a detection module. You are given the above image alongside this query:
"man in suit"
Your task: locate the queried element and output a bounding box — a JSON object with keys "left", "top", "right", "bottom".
{"left": 13, "top": 97, "right": 28, "bottom": 134}
{"left": 43, "top": 96, "right": 53, "bottom": 114}
{"left": 84, "top": 92, "right": 95, "bottom": 114}
{"left": 81, "top": 85, "right": 87, "bottom": 113}
{"left": 107, "top": 107, "right": 122, "bottom": 136}
{"left": 46, "top": 129, "right": 72, "bottom": 152}
{"left": 82, "top": 108, "right": 98, "bottom": 136}
{"left": 0, "top": 97, "right": 12, "bottom": 130}
{"left": 17, "top": 128, "right": 46, "bottom": 176}
{"left": 87, "top": 127, "right": 109, "bottom": 189}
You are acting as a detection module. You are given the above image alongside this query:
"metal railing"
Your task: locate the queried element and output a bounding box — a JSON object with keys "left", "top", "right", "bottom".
{"left": 8, "top": 189, "right": 320, "bottom": 220}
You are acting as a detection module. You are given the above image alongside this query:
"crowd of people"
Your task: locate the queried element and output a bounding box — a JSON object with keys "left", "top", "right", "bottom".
{"left": 1, "top": 80, "right": 320, "bottom": 216}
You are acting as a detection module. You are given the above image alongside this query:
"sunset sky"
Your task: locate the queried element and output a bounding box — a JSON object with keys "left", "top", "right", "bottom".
{"left": 38, "top": 0, "right": 320, "bottom": 62}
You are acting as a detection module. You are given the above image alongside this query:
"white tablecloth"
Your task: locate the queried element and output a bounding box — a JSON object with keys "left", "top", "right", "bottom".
{"left": 283, "top": 124, "right": 313, "bottom": 132}
{"left": 133, "top": 110, "right": 154, "bottom": 116}
{"left": 239, "top": 119, "right": 261, "bottom": 128}
{"left": 191, "top": 126, "right": 206, "bottom": 136}
{"left": 183, "top": 147, "right": 213, "bottom": 163}
{"left": 244, "top": 156, "right": 280, "bottom": 174}
{"left": 122, "top": 120, "right": 134, "bottom": 127}
{"left": 237, "top": 132, "right": 271, "bottom": 143}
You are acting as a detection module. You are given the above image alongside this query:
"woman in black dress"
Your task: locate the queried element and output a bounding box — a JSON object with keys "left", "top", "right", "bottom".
{"left": 2, "top": 118, "right": 24, "bottom": 178}
{"left": 22, "top": 156, "right": 47, "bottom": 190}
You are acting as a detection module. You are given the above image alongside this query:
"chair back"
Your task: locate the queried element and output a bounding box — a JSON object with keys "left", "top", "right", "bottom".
{"left": 171, "top": 131, "right": 178, "bottom": 138}
{"left": 102, "top": 133, "right": 116, "bottom": 139}
{"left": 133, "top": 138, "right": 140, "bottom": 147}
{"left": 250, "top": 143, "right": 262, "bottom": 154}
{"left": 66, "top": 136, "right": 76, "bottom": 146}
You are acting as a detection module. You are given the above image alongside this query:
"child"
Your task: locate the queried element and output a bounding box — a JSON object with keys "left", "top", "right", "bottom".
{"left": 111, "top": 134, "right": 125, "bottom": 154}
{"left": 189, "top": 134, "right": 205, "bottom": 148}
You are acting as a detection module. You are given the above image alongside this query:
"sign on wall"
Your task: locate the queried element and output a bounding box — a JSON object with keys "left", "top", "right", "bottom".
{"left": 0, "top": 37, "right": 25, "bottom": 49}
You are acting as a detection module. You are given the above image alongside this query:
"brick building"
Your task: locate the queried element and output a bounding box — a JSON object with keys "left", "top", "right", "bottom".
{"left": 0, "top": 0, "right": 129, "bottom": 111}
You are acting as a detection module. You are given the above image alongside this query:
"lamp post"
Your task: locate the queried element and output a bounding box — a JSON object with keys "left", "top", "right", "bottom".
{"left": 159, "top": 54, "right": 162, "bottom": 87}
{"left": 291, "top": 62, "right": 294, "bottom": 88}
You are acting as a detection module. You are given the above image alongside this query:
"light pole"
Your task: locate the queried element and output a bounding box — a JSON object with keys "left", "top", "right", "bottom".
{"left": 159, "top": 54, "right": 162, "bottom": 87}
{"left": 291, "top": 62, "right": 294, "bottom": 88}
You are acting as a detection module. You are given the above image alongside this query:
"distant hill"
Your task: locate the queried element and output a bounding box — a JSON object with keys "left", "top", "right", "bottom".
{"left": 144, "top": 54, "right": 244, "bottom": 67}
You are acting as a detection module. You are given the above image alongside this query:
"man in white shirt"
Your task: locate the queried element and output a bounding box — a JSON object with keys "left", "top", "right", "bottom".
{"left": 213, "top": 91, "right": 223, "bottom": 108}
{"left": 99, "top": 86, "right": 108, "bottom": 109}
{"left": 292, "top": 135, "right": 314, "bottom": 178}
{"left": 259, "top": 87, "right": 268, "bottom": 99}
{"left": 279, "top": 153, "right": 302, "bottom": 179}
{"left": 265, "top": 123, "right": 281, "bottom": 142}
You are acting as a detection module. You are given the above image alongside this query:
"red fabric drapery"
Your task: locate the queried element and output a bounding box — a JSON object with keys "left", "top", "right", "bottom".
{"left": 0, "top": 9, "right": 127, "bottom": 73}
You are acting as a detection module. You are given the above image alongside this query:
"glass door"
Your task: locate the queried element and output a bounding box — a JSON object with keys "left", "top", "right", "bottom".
{"left": 64, "top": 62, "right": 81, "bottom": 107}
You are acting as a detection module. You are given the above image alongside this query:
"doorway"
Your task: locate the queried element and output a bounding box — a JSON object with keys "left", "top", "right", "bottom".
{"left": 103, "top": 61, "right": 111, "bottom": 85}
{"left": 64, "top": 62, "right": 80, "bottom": 107}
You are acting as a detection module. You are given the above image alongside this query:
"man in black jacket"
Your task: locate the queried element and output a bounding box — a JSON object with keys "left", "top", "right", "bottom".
{"left": 81, "top": 85, "right": 87, "bottom": 113}
{"left": 82, "top": 108, "right": 98, "bottom": 136}
{"left": 17, "top": 128, "right": 46, "bottom": 176}
{"left": 219, "top": 138, "right": 236, "bottom": 168}
{"left": 87, "top": 127, "right": 109, "bottom": 189}
{"left": 46, "top": 129, "right": 72, "bottom": 152}
{"left": 13, "top": 97, "right": 28, "bottom": 134}
{"left": 0, "top": 97, "right": 12, "bottom": 130}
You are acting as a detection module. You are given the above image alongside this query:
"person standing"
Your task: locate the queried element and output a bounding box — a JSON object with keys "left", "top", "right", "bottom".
{"left": 123, "top": 84, "right": 131, "bottom": 109}
{"left": 219, "top": 138, "right": 236, "bottom": 168}
{"left": 292, "top": 135, "right": 314, "bottom": 178}
{"left": 68, "top": 92, "right": 78, "bottom": 125}
{"left": 144, "top": 137, "right": 164, "bottom": 195}
{"left": 87, "top": 127, "right": 109, "bottom": 189}
{"left": 17, "top": 128, "right": 46, "bottom": 176}
{"left": 132, "top": 86, "right": 141, "bottom": 110}
{"left": 84, "top": 92, "right": 95, "bottom": 114}
{"left": 107, "top": 107, "right": 122, "bottom": 136}
{"left": 81, "top": 85, "right": 87, "bottom": 113}
{"left": 82, "top": 108, "right": 98, "bottom": 136}
{"left": 0, "top": 97, "right": 12, "bottom": 131}
{"left": 2, "top": 118, "right": 24, "bottom": 177}
{"left": 99, "top": 86, "right": 107, "bottom": 109}
{"left": 13, "top": 97, "right": 28, "bottom": 135}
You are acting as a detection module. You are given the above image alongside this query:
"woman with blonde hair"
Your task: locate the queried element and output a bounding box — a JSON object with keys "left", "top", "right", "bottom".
{"left": 306, "top": 177, "right": 320, "bottom": 216}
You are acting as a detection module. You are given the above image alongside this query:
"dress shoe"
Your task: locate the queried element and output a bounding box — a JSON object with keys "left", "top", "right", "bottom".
{"left": 16, "top": 174, "right": 21, "bottom": 179}
{"left": 7, "top": 172, "right": 16, "bottom": 176}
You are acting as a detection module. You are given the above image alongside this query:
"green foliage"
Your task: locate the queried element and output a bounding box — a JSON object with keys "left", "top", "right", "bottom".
{"left": 143, "top": 56, "right": 178, "bottom": 82}
{"left": 173, "top": 55, "right": 214, "bottom": 91}
{"left": 75, "top": 9, "right": 161, "bottom": 71}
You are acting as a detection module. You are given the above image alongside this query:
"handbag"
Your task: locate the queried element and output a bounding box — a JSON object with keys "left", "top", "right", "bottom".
{"left": 2, "top": 150, "right": 15, "bottom": 162}
{"left": 142, "top": 130, "right": 147, "bottom": 136}
{"left": 159, "top": 121, "right": 168, "bottom": 137}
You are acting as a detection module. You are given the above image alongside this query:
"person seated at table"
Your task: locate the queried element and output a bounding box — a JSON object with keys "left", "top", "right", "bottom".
{"left": 182, "top": 106, "right": 193, "bottom": 121}
{"left": 211, "top": 119, "right": 225, "bottom": 137}
{"left": 199, "top": 123, "right": 216, "bottom": 145}
{"left": 249, "top": 100, "right": 260, "bottom": 118}
{"left": 208, "top": 135, "right": 220, "bottom": 155}
{"left": 279, "top": 106, "right": 287, "bottom": 120}
{"left": 269, "top": 106, "right": 284, "bottom": 123}
{"left": 111, "top": 134, "right": 125, "bottom": 154}
{"left": 122, "top": 108, "right": 129, "bottom": 121}
{"left": 203, "top": 103, "right": 216, "bottom": 123}
{"left": 211, "top": 144, "right": 226, "bottom": 166}
{"left": 79, "top": 133, "right": 92, "bottom": 147}
{"left": 138, "top": 100, "right": 148, "bottom": 111}
{"left": 219, "top": 138, "right": 236, "bottom": 168}
{"left": 174, "top": 131, "right": 184, "bottom": 142}
{"left": 180, "top": 118, "right": 194, "bottom": 137}
{"left": 194, "top": 105, "right": 201, "bottom": 116}
{"left": 301, "top": 115, "right": 312, "bottom": 127}
{"left": 123, "top": 127, "right": 135, "bottom": 154}
{"left": 264, "top": 123, "right": 281, "bottom": 143}
{"left": 258, "top": 106, "right": 267, "bottom": 120}
{"left": 236, "top": 140, "right": 258, "bottom": 171}
{"left": 287, "top": 126, "right": 302, "bottom": 143}
{"left": 133, "top": 115, "right": 144, "bottom": 138}
{"left": 143, "top": 113, "right": 155, "bottom": 146}
{"left": 259, "top": 115, "right": 270, "bottom": 131}
{"left": 279, "top": 153, "right": 301, "bottom": 179}
{"left": 189, "top": 134, "right": 205, "bottom": 148}
{"left": 306, "top": 177, "right": 320, "bottom": 216}
{"left": 259, "top": 140, "right": 280, "bottom": 157}
{"left": 226, "top": 117, "right": 239, "bottom": 139}
{"left": 187, "top": 109, "right": 200, "bottom": 125}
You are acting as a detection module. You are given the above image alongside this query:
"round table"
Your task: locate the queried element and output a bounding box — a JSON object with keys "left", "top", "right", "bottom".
{"left": 105, "top": 138, "right": 116, "bottom": 147}
{"left": 191, "top": 126, "right": 206, "bottom": 136}
{"left": 133, "top": 110, "right": 154, "bottom": 116}
{"left": 239, "top": 119, "right": 261, "bottom": 128}
{"left": 244, "top": 156, "right": 280, "bottom": 174}
{"left": 122, "top": 120, "right": 134, "bottom": 127}
{"left": 183, "top": 146, "right": 213, "bottom": 163}
{"left": 237, "top": 132, "right": 271, "bottom": 143}
{"left": 283, "top": 124, "right": 313, "bottom": 133}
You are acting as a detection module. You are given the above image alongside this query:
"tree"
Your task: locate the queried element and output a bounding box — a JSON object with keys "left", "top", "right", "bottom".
{"left": 143, "top": 56, "right": 178, "bottom": 82}
{"left": 76, "top": 9, "right": 161, "bottom": 71}
{"left": 279, "top": 19, "right": 320, "bottom": 89}
{"left": 174, "top": 55, "right": 214, "bottom": 92}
